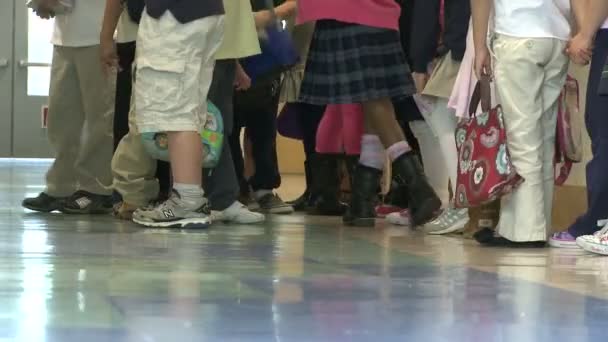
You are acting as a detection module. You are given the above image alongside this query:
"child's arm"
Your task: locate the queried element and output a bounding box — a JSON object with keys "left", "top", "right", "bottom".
{"left": 254, "top": 0, "right": 297, "bottom": 29}
{"left": 234, "top": 61, "right": 252, "bottom": 91}
{"left": 100, "top": 0, "right": 124, "bottom": 73}
{"left": 568, "top": 0, "right": 608, "bottom": 65}
{"left": 470, "top": 0, "right": 493, "bottom": 79}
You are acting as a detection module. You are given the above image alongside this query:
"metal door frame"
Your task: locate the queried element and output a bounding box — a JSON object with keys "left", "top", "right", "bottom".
{"left": 0, "top": 0, "right": 15, "bottom": 157}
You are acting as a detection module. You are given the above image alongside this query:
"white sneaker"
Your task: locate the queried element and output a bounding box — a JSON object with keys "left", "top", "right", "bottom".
{"left": 132, "top": 191, "right": 211, "bottom": 229}
{"left": 424, "top": 207, "right": 469, "bottom": 235}
{"left": 386, "top": 209, "right": 412, "bottom": 227}
{"left": 576, "top": 219, "right": 608, "bottom": 255}
{"left": 211, "top": 201, "right": 265, "bottom": 224}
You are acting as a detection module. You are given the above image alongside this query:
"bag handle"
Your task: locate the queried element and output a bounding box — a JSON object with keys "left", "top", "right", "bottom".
{"left": 468, "top": 75, "right": 492, "bottom": 117}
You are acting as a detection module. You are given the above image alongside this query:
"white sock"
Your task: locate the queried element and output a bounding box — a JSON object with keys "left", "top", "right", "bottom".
{"left": 254, "top": 189, "right": 273, "bottom": 200}
{"left": 173, "top": 183, "right": 205, "bottom": 209}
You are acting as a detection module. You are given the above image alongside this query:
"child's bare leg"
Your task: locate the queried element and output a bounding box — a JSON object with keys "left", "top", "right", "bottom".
{"left": 168, "top": 131, "right": 203, "bottom": 185}
{"left": 167, "top": 131, "right": 206, "bottom": 209}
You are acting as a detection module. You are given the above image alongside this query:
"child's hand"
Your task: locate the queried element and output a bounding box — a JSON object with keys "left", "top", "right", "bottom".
{"left": 34, "top": 7, "right": 55, "bottom": 19}
{"left": 100, "top": 38, "right": 120, "bottom": 76}
{"left": 234, "top": 63, "right": 252, "bottom": 91}
{"left": 254, "top": 10, "right": 273, "bottom": 29}
{"left": 34, "top": 0, "right": 59, "bottom": 19}
{"left": 412, "top": 72, "right": 429, "bottom": 94}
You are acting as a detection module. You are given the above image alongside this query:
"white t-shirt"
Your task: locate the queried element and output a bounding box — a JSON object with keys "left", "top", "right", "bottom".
{"left": 215, "top": 0, "right": 260, "bottom": 59}
{"left": 51, "top": 0, "right": 105, "bottom": 47}
{"left": 494, "top": 0, "right": 572, "bottom": 41}
{"left": 116, "top": 9, "right": 139, "bottom": 43}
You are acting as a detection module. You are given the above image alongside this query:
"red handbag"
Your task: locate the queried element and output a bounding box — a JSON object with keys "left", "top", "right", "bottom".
{"left": 454, "top": 77, "right": 523, "bottom": 208}
{"left": 554, "top": 75, "right": 582, "bottom": 186}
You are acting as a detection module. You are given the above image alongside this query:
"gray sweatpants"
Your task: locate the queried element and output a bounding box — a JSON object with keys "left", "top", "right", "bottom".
{"left": 204, "top": 59, "right": 239, "bottom": 211}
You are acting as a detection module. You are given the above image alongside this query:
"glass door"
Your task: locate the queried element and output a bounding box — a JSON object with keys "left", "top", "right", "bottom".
{"left": 0, "top": 1, "right": 14, "bottom": 157}
{"left": 12, "top": 1, "right": 54, "bottom": 157}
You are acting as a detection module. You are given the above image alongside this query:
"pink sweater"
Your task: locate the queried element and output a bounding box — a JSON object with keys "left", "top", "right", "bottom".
{"left": 297, "top": 0, "right": 401, "bottom": 31}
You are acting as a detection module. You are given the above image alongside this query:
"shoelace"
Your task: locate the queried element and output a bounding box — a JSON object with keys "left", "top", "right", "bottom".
{"left": 594, "top": 220, "right": 608, "bottom": 237}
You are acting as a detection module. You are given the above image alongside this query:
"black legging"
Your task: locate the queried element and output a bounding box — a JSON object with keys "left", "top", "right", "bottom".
{"left": 230, "top": 81, "right": 282, "bottom": 192}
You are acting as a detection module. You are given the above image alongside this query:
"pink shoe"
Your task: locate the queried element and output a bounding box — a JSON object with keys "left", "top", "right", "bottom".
{"left": 386, "top": 209, "right": 412, "bottom": 227}
{"left": 375, "top": 204, "right": 403, "bottom": 218}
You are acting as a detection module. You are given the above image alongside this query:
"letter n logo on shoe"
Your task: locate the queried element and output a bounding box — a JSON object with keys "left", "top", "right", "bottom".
{"left": 163, "top": 210, "right": 175, "bottom": 219}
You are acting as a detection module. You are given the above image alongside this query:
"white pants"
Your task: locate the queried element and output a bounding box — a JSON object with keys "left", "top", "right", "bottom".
{"left": 493, "top": 35, "right": 568, "bottom": 242}
{"left": 410, "top": 98, "right": 460, "bottom": 207}
{"left": 135, "top": 11, "right": 224, "bottom": 133}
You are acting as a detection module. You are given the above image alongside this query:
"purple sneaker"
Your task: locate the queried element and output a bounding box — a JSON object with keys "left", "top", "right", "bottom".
{"left": 549, "top": 231, "right": 579, "bottom": 249}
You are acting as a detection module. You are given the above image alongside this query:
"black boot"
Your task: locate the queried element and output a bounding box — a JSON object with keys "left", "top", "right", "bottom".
{"left": 288, "top": 160, "right": 316, "bottom": 211}
{"left": 343, "top": 164, "right": 382, "bottom": 227}
{"left": 341, "top": 155, "right": 359, "bottom": 205}
{"left": 308, "top": 154, "right": 347, "bottom": 216}
{"left": 392, "top": 152, "right": 442, "bottom": 225}
{"left": 384, "top": 180, "right": 409, "bottom": 209}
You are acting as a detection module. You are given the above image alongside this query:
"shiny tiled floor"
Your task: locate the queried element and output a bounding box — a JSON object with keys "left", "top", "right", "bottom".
{"left": 1, "top": 159, "right": 608, "bottom": 342}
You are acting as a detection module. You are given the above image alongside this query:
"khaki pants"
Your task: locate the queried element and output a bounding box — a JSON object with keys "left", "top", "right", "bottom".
{"left": 112, "top": 85, "right": 159, "bottom": 207}
{"left": 493, "top": 35, "right": 568, "bottom": 242}
{"left": 45, "top": 45, "right": 114, "bottom": 197}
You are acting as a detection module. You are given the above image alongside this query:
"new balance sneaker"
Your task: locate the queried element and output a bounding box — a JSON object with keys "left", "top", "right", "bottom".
{"left": 22, "top": 192, "right": 67, "bottom": 213}
{"left": 132, "top": 191, "right": 212, "bottom": 229}
{"left": 256, "top": 193, "right": 294, "bottom": 214}
{"left": 576, "top": 220, "right": 608, "bottom": 255}
{"left": 211, "top": 201, "right": 266, "bottom": 224}
{"left": 61, "top": 190, "right": 113, "bottom": 215}
{"left": 549, "top": 231, "right": 579, "bottom": 249}
{"left": 424, "top": 207, "right": 468, "bottom": 235}
{"left": 386, "top": 209, "right": 412, "bottom": 227}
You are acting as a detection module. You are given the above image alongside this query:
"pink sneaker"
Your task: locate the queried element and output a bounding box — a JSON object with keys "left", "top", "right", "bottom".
{"left": 549, "top": 231, "right": 578, "bottom": 249}
{"left": 375, "top": 204, "right": 403, "bottom": 218}
{"left": 386, "top": 209, "right": 412, "bottom": 227}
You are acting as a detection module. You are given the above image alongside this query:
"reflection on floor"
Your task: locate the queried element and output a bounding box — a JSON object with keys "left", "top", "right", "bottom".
{"left": 1, "top": 159, "right": 608, "bottom": 342}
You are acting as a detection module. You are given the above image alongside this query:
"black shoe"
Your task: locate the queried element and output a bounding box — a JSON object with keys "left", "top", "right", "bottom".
{"left": 308, "top": 154, "right": 347, "bottom": 216}
{"left": 61, "top": 190, "right": 113, "bottom": 215}
{"left": 384, "top": 179, "right": 410, "bottom": 209}
{"left": 392, "top": 152, "right": 442, "bottom": 226}
{"left": 22, "top": 193, "right": 67, "bottom": 213}
{"left": 289, "top": 191, "right": 315, "bottom": 211}
{"left": 474, "top": 228, "right": 546, "bottom": 248}
{"left": 343, "top": 164, "right": 382, "bottom": 227}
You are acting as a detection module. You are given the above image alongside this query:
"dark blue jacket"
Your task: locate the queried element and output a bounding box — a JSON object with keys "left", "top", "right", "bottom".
{"left": 145, "top": 0, "right": 224, "bottom": 24}
{"left": 409, "top": 0, "right": 470, "bottom": 73}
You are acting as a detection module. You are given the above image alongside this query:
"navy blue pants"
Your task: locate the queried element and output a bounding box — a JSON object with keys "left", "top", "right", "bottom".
{"left": 569, "top": 29, "right": 608, "bottom": 237}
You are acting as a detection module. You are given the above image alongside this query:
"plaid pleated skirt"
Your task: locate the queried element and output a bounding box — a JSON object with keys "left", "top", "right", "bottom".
{"left": 299, "top": 20, "right": 416, "bottom": 105}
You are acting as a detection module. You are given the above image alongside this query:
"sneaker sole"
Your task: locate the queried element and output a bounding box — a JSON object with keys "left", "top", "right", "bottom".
{"left": 426, "top": 218, "right": 469, "bottom": 235}
{"left": 548, "top": 239, "right": 580, "bottom": 249}
{"left": 263, "top": 206, "right": 295, "bottom": 215}
{"left": 22, "top": 204, "right": 61, "bottom": 213}
{"left": 385, "top": 215, "right": 411, "bottom": 226}
{"left": 219, "top": 216, "right": 266, "bottom": 224}
{"left": 579, "top": 240, "right": 608, "bottom": 255}
{"left": 132, "top": 217, "right": 212, "bottom": 229}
